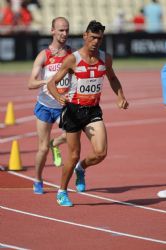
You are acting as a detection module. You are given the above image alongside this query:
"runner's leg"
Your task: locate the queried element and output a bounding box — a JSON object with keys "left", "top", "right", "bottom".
{"left": 60, "top": 131, "right": 81, "bottom": 190}
{"left": 82, "top": 120, "right": 107, "bottom": 169}
{"left": 35, "top": 118, "right": 52, "bottom": 181}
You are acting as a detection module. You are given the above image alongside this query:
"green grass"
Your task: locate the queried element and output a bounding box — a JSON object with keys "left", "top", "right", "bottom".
{"left": 113, "top": 58, "right": 166, "bottom": 70}
{"left": 0, "top": 61, "right": 33, "bottom": 73}
{"left": 0, "top": 58, "right": 165, "bottom": 73}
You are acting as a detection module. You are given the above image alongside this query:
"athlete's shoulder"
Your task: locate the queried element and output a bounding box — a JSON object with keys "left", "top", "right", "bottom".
{"left": 36, "top": 48, "right": 46, "bottom": 56}
{"left": 72, "top": 50, "right": 79, "bottom": 55}
{"left": 105, "top": 52, "right": 113, "bottom": 68}
{"left": 33, "top": 49, "right": 47, "bottom": 65}
{"left": 42, "top": 48, "right": 53, "bottom": 65}
{"left": 65, "top": 53, "right": 76, "bottom": 63}
{"left": 72, "top": 50, "right": 81, "bottom": 64}
{"left": 36, "top": 48, "right": 50, "bottom": 59}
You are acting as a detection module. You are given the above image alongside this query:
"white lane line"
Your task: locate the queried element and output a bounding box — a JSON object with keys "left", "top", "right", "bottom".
{"left": 16, "top": 116, "right": 35, "bottom": 123}
{"left": 0, "top": 96, "right": 36, "bottom": 104}
{"left": 0, "top": 123, "right": 5, "bottom": 128}
{"left": 8, "top": 171, "right": 166, "bottom": 214}
{"left": 0, "top": 128, "right": 60, "bottom": 143}
{"left": 0, "top": 97, "right": 163, "bottom": 114}
{"left": 1, "top": 103, "right": 34, "bottom": 111}
{"left": 101, "top": 97, "right": 163, "bottom": 108}
{"left": 0, "top": 131, "right": 37, "bottom": 143}
{"left": 1, "top": 117, "right": 166, "bottom": 144}
{"left": 0, "top": 115, "right": 35, "bottom": 128}
{"left": 105, "top": 117, "right": 166, "bottom": 127}
{"left": 101, "top": 96, "right": 162, "bottom": 104}
{"left": 0, "top": 243, "right": 29, "bottom": 250}
{"left": 1, "top": 205, "right": 166, "bottom": 245}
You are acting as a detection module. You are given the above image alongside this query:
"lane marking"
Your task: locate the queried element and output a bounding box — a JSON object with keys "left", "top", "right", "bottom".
{"left": 0, "top": 128, "right": 60, "bottom": 143}
{"left": 0, "top": 96, "right": 35, "bottom": 104}
{"left": 16, "top": 116, "right": 34, "bottom": 123}
{"left": 1, "top": 117, "right": 166, "bottom": 144}
{"left": 8, "top": 171, "right": 166, "bottom": 214}
{"left": 1, "top": 103, "right": 34, "bottom": 111}
{"left": 1, "top": 205, "right": 166, "bottom": 245}
{"left": 0, "top": 242, "right": 29, "bottom": 250}
{"left": 0, "top": 97, "right": 162, "bottom": 111}
{"left": 0, "top": 115, "right": 35, "bottom": 129}
{"left": 105, "top": 117, "right": 166, "bottom": 127}
{"left": 101, "top": 96, "right": 162, "bottom": 104}
{"left": 0, "top": 116, "right": 35, "bottom": 128}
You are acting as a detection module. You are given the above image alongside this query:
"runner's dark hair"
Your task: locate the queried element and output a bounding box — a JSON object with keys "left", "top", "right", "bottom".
{"left": 86, "top": 20, "right": 105, "bottom": 33}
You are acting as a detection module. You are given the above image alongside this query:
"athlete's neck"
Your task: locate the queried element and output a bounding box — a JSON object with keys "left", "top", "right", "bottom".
{"left": 49, "top": 44, "right": 66, "bottom": 55}
{"left": 81, "top": 47, "right": 99, "bottom": 58}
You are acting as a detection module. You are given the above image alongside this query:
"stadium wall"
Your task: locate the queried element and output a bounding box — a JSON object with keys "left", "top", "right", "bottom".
{"left": 0, "top": 32, "right": 166, "bottom": 61}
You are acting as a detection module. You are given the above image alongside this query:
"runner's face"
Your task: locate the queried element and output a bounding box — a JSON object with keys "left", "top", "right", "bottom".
{"left": 52, "top": 20, "right": 69, "bottom": 44}
{"left": 85, "top": 31, "right": 103, "bottom": 52}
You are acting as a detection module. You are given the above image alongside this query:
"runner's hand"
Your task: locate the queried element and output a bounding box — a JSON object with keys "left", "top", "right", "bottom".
{"left": 57, "top": 95, "right": 67, "bottom": 106}
{"left": 117, "top": 98, "right": 129, "bottom": 109}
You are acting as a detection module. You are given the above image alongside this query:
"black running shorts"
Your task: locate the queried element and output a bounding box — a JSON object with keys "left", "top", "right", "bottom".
{"left": 59, "top": 102, "right": 103, "bottom": 132}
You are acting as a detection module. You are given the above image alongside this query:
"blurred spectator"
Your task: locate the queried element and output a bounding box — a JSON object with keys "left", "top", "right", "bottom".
{"left": 112, "top": 9, "right": 126, "bottom": 33}
{"left": 143, "top": 0, "right": 163, "bottom": 33}
{"left": 133, "top": 8, "right": 145, "bottom": 32}
{"left": 16, "top": 0, "right": 33, "bottom": 29}
{"left": 0, "top": 0, "right": 15, "bottom": 34}
{"left": 11, "top": 0, "right": 21, "bottom": 15}
{"left": 0, "top": 0, "right": 33, "bottom": 34}
{"left": 26, "top": 0, "right": 42, "bottom": 32}
{"left": 27, "top": 0, "right": 41, "bottom": 9}
{"left": 10, "top": 0, "right": 22, "bottom": 26}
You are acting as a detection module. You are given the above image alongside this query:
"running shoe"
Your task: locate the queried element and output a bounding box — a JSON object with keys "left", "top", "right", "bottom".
{"left": 57, "top": 191, "right": 73, "bottom": 207}
{"left": 50, "top": 139, "right": 62, "bottom": 167}
{"left": 157, "top": 190, "right": 166, "bottom": 198}
{"left": 75, "top": 169, "right": 86, "bottom": 192}
{"left": 33, "top": 181, "right": 43, "bottom": 194}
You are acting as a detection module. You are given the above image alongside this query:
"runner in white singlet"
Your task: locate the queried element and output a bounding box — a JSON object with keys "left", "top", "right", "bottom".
{"left": 28, "top": 17, "right": 72, "bottom": 194}
{"left": 48, "top": 20, "right": 129, "bottom": 206}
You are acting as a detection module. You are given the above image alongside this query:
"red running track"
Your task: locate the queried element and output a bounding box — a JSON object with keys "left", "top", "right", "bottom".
{"left": 0, "top": 70, "right": 166, "bottom": 250}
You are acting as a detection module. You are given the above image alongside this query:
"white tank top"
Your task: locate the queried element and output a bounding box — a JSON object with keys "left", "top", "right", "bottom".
{"left": 38, "top": 46, "right": 72, "bottom": 108}
{"left": 67, "top": 50, "right": 106, "bottom": 106}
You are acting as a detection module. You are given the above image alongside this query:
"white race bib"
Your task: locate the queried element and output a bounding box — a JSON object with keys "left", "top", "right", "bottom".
{"left": 77, "top": 77, "right": 103, "bottom": 95}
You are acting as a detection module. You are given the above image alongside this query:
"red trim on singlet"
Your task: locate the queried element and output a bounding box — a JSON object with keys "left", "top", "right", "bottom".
{"left": 68, "top": 54, "right": 106, "bottom": 106}
{"left": 43, "top": 46, "right": 72, "bottom": 66}
{"left": 75, "top": 59, "right": 106, "bottom": 79}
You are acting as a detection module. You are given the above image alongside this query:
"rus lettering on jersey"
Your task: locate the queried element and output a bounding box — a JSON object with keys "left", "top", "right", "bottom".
{"left": 48, "top": 63, "right": 61, "bottom": 72}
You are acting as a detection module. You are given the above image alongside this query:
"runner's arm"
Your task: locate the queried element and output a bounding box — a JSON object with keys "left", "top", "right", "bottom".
{"left": 47, "top": 54, "right": 75, "bottom": 105}
{"left": 105, "top": 54, "right": 129, "bottom": 109}
{"left": 28, "top": 50, "right": 48, "bottom": 89}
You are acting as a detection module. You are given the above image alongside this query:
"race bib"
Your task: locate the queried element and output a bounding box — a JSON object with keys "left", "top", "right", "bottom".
{"left": 57, "top": 73, "right": 71, "bottom": 94}
{"left": 77, "top": 77, "right": 103, "bottom": 95}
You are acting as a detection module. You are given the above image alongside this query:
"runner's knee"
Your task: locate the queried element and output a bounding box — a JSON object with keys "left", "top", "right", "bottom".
{"left": 95, "top": 150, "right": 107, "bottom": 162}
{"left": 70, "top": 152, "right": 80, "bottom": 166}
{"left": 61, "top": 132, "right": 66, "bottom": 142}
{"left": 39, "top": 145, "right": 49, "bottom": 155}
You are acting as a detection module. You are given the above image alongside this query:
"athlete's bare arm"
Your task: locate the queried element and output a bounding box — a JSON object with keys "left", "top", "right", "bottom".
{"left": 28, "top": 50, "right": 49, "bottom": 89}
{"left": 47, "top": 54, "right": 75, "bottom": 105}
{"left": 105, "top": 53, "right": 129, "bottom": 109}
